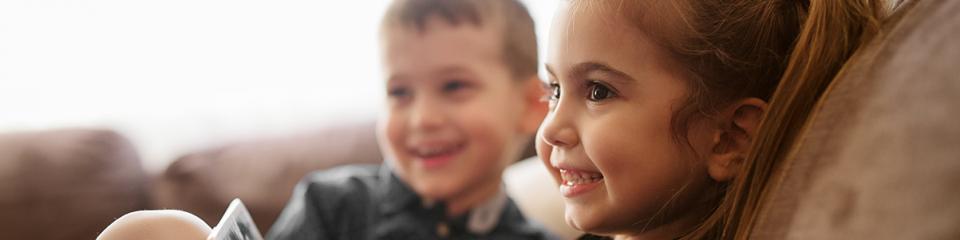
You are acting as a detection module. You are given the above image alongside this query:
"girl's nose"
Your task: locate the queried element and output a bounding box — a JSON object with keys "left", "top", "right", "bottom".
{"left": 538, "top": 108, "right": 579, "bottom": 148}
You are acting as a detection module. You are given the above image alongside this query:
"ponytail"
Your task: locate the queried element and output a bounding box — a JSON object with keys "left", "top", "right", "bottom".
{"left": 715, "top": 0, "right": 887, "bottom": 239}
{"left": 664, "top": 0, "right": 888, "bottom": 239}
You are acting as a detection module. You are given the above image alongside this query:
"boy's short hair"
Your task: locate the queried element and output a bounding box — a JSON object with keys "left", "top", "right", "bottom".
{"left": 381, "top": 0, "right": 538, "bottom": 80}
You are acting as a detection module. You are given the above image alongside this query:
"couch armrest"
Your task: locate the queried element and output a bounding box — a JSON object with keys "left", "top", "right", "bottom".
{"left": 151, "top": 120, "right": 383, "bottom": 232}
{"left": 0, "top": 129, "right": 148, "bottom": 240}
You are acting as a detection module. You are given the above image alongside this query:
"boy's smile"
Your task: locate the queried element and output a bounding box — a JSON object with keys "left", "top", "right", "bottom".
{"left": 378, "top": 14, "right": 545, "bottom": 217}
{"left": 407, "top": 139, "right": 467, "bottom": 170}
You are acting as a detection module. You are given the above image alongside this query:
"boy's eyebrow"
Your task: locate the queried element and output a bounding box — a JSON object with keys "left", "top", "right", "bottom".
{"left": 435, "top": 65, "right": 474, "bottom": 76}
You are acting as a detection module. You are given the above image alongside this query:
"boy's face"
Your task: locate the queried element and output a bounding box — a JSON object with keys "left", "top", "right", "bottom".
{"left": 379, "top": 17, "right": 537, "bottom": 203}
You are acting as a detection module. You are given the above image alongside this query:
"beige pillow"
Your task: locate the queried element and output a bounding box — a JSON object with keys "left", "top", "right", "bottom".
{"left": 752, "top": 1, "right": 960, "bottom": 239}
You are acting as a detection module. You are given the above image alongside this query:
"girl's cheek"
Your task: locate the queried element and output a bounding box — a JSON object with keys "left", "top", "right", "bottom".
{"left": 582, "top": 120, "right": 640, "bottom": 172}
{"left": 536, "top": 129, "right": 560, "bottom": 182}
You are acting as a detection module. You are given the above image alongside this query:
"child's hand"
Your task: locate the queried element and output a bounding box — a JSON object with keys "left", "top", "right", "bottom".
{"left": 97, "top": 210, "right": 211, "bottom": 240}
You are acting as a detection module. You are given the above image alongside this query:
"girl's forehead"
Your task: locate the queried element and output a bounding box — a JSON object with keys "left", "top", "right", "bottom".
{"left": 547, "top": 1, "right": 687, "bottom": 84}
{"left": 550, "top": 3, "right": 662, "bottom": 58}
{"left": 561, "top": 0, "right": 687, "bottom": 45}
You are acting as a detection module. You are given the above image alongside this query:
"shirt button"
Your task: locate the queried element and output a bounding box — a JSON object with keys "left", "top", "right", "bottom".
{"left": 437, "top": 222, "right": 450, "bottom": 238}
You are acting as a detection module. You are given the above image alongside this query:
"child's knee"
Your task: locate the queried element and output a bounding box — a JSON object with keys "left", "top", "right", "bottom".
{"left": 97, "top": 210, "right": 211, "bottom": 240}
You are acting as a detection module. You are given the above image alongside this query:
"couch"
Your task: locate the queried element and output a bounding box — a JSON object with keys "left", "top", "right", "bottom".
{"left": 1, "top": 0, "right": 957, "bottom": 239}
{"left": 750, "top": 0, "right": 960, "bottom": 239}
{"left": 0, "top": 129, "right": 148, "bottom": 240}
{"left": 0, "top": 119, "right": 568, "bottom": 240}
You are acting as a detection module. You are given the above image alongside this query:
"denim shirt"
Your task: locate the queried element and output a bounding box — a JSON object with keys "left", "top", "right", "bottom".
{"left": 267, "top": 164, "right": 545, "bottom": 240}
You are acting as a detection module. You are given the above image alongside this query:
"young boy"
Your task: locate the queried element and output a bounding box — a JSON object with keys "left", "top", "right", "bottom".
{"left": 95, "top": 0, "right": 545, "bottom": 239}
{"left": 266, "top": 0, "right": 547, "bottom": 239}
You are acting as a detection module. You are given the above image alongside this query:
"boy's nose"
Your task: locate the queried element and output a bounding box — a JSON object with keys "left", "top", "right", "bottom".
{"left": 539, "top": 109, "right": 578, "bottom": 148}
{"left": 409, "top": 98, "right": 448, "bottom": 131}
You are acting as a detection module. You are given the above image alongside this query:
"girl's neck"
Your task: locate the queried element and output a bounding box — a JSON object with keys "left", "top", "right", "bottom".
{"left": 612, "top": 198, "right": 713, "bottom": 240}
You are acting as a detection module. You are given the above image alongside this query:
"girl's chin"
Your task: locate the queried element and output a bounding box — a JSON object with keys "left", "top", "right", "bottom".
{"left": 565, "top": 205, "right": 631, "bottom": 236}
{"left": 565, "top": 206, "right": 606, "bottom": 232}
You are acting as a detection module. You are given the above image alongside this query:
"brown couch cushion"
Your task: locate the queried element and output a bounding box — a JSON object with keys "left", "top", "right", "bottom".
{"left": 152, "top": 119, "right": 383, "bottom": 231}
{"left": 752, "top": 1, "right": 960, "bottom": 239}
{"left": 0, "top": 129, "right": 148, "bottom": 240}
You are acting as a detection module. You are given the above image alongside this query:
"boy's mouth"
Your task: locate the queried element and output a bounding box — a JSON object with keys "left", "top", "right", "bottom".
{"left": 408, "top": 142, "right": 466, "bottom": 169}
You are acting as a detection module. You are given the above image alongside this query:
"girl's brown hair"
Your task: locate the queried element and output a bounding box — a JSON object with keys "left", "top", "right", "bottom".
{"left": 581, "top": 0, "right": 888, "bottom": 239}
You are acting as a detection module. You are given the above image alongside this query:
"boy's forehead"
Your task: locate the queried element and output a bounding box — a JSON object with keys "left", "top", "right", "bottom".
{"left": 381, "top": 14, "right": 504, "bottom": 44}
{"left": 380, "top": 18, "right": 507, "bottom": 75}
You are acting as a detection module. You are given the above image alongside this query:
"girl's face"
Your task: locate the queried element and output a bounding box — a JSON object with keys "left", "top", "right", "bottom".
{"left": 537, "top": 2, "right": 715, "bottom": 238}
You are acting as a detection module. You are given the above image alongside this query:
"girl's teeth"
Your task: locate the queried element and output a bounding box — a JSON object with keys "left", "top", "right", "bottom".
{"left": 559, "top": 169, "right": 603, "bottom": 186}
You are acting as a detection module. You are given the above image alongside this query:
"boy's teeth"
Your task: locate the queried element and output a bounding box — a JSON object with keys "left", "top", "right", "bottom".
{"left": 423, "top": 147, "right": 442, "bottom": 155}
{"left": 415, "top": 144, "right": 459, "bottom": 157}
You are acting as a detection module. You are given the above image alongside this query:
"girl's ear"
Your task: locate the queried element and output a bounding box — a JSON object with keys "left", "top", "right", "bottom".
{"left": 706, "top": 98, "right": 767, "bottom": 182}
{"left": 519, "top": 76, "right": 549, "bottom": 135}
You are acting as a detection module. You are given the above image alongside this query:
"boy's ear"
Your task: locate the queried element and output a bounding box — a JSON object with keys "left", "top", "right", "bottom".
{"left": 519, "top": 76, "right": 548, "bottom": 135}
{"left": 706, "top": 98, "right": 767, "bottom": 182}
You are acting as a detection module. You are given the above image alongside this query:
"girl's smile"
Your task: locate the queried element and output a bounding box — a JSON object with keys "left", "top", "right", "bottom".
{"left": 536, "top": 1, "right": 719, "bottom": 237}
{"left": 557, "top": 168, "right": 604, "bottom": 198}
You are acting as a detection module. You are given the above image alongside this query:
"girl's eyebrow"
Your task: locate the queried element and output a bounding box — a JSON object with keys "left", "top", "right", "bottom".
{"left": 544, "top": 62, "right": 637, "bottom": 84}
{"left": 570, "top": 61, "right": 636, "bottom": 84}
{"left": 544, "top": 63, "right": 559, "bottom": 81}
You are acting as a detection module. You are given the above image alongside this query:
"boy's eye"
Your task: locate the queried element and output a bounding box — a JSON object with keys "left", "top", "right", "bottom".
{"left": 442, "top": 80, "right": 469, "bottom": 93}
{"left": 587, "top": 81, "right": 616, "bottom": 102}
{"left": 388, "top": 86, "right": 411, "bottom": 99}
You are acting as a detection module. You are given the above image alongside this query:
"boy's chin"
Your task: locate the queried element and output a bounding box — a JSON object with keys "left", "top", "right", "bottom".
{"left": 408, "top": 177, "right": 465, "bottom": 201}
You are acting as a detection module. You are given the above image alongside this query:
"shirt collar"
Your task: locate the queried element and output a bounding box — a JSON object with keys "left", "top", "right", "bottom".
{"left": 378, "top": 165, "right": 421, "bottom": 215}
{"left": 377, "top": 164, "right": 509, "bottom": 235}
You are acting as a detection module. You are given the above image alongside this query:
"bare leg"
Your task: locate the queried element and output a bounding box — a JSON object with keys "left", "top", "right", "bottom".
{"left": 97, "top": 210, "right": 211, "bottom": 240}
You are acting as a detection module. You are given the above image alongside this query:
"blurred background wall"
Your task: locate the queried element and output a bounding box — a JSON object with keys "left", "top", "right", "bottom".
{"left": 0, "top": 0, "right": 558, "bottom": 173}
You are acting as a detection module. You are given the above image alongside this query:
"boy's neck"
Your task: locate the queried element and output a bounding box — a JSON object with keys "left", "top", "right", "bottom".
{"left": 442, "top": 178, "right": 504, "bottom": 218}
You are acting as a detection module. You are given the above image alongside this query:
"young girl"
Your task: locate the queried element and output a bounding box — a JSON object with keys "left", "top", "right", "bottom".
{"left": 536, "top": 1, "right": 887, "bottom": 239}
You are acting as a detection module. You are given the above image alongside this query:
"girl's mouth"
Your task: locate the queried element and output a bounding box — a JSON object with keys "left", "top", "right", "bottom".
{"left": 558, "top": 168, "right": 604, "bottom": 197}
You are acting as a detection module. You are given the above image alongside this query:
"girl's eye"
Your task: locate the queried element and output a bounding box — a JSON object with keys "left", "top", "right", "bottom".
{"left": 587, "top": 81, "right": 616, "bottom": 101}
{"left": 549, "top": 83, "right": 560, "bottom": 101}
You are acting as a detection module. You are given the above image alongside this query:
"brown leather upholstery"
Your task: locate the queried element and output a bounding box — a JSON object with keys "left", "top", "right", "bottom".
{"left": 0, "top": 129, "right": 148, "bottom": 240}
{"left": 752, "top": 1, "right": 960, "bottom": 239}
{"left": 151, "top": 119, "right": 384, "bottom": 231}
{"left": 2, "top": 2, "right": 956, "bottom": 239}
{"left": 152, "top": 118, "right": 538, "bottom": 232}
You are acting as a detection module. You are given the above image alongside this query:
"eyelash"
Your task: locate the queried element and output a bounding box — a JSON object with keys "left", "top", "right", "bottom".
{"left": 545, "top": 80, "right": 618, "bottom": 104}
{"left": 387, "top": 79, "right": 471, "bottom": 102}
{"left": 443, "top": 79, "right": 469, "bottom": 93}
{"left": 546, "top": 83, "right": 560, "bottom": 102}
{"left": 388, "top": 86, "right": 409, "bottom": 98}
{"left": 586, "top": 80, "right": 616, "bottom": 102}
